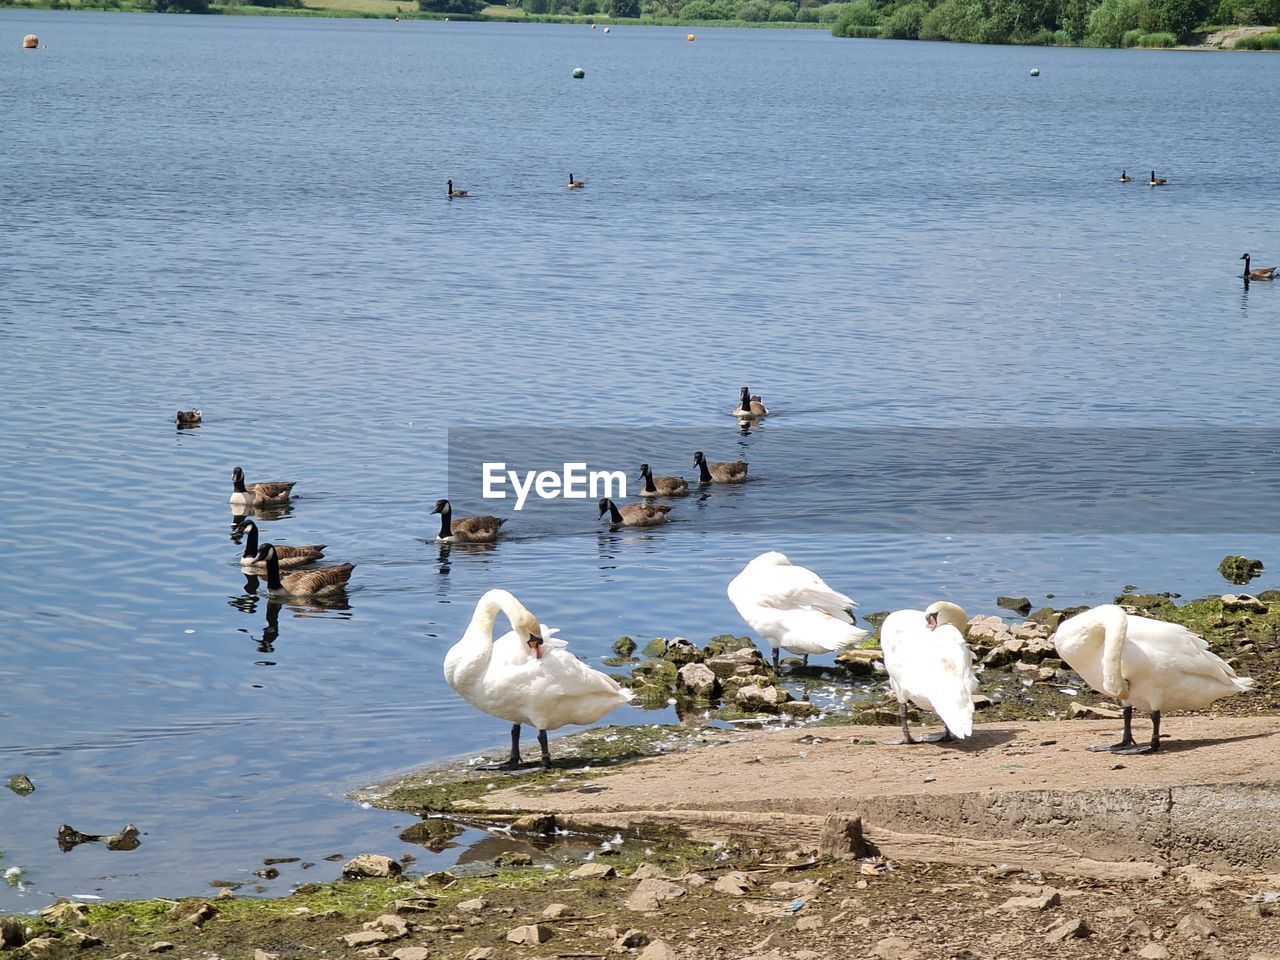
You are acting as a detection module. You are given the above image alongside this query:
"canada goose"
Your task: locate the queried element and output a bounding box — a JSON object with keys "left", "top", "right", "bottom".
{"left": 234, "top": 518, "right": 325, "bottom": 570}
{"left": 1054, "top": 605, "right": 1254, "bottom": 754}
{"left": 599, "top": 497, "right": 671, "bottom": 527}
{"left": 1117, "top": 171, "right": 1132, "bottom": 183}
{"left": 639, "top": 463, "right": 688, "bottom": 497}
{"left": 879, "top": 602, "right": 977, "bottom": 744}
{"left": 229, "top": 467, "right": 296, "bottom": 507}
{"left": 567, "top": 173, "right": 585, "bottom": 189}
{"left": 1148, "top": 170, "right": 1167, "bottom": 186}
{"left": 431, "top": 498, "right": 506, "bottom": 543}
{"left": 175, "top": 409, "right": 202, "bottom": 426}
{"left": 693, "top": 450, "right": 748, "bottom": 484}
{"left": 727, "top": 552, "right": 868, "bottom": 670}
{"left": 255, "top": 544, "right": 354, "bottom": 598}
{"left": 732, "top": 387, "right": 768, "bottom": 418}
{"left": 1241, "top": 253, "right": 1276, "bottom": 281}
{"left": 444, "top": 589, "right": 631, "bottom": 768}
{"left": 447, "top": 179, "right": 468, "bottom": 199}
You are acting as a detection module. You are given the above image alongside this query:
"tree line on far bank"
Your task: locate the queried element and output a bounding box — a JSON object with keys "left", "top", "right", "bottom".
{"left": 427, "top": 0, "right": 1276, "bottom": 45}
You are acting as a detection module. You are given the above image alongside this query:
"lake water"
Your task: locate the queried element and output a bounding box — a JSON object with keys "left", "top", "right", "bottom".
{"left": 1, "top": 9, "right": 1277, "bottom": 910}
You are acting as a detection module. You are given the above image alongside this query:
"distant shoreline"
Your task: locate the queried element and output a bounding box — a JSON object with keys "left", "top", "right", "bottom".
{"left": 3, "top": 2, "right": 1274, "bottom": 52}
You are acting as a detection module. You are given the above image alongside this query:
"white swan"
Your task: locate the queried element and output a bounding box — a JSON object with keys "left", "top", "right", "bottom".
{"left": 727, "top": 552, "right": 868, "bottom": 670}
{"left": 1053, "top": 604, "right": 1255, "bottom": 754}
{"left": 443, "top": 589, "right": 632, "bottom": 768}
{"left": 879, "top": 601, "right": 977, "bottom": 744}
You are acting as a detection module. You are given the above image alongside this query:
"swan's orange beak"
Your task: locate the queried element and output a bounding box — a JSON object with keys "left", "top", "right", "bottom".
{"left": 528, "top": 634, "right": 544, "bottom": 659}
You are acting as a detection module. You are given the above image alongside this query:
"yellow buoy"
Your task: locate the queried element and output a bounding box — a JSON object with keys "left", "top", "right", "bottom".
{"left": 687, "top": 33, "right": 695, "bottom": 41}
{"left": 23, "top": 34, "right": 39, "bottom": 49}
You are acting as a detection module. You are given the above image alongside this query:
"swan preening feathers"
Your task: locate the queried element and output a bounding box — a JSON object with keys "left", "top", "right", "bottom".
{"left": 1053, "top": 604, "right": 1254, "bottom": 754}
{"left": 443, "top": 589, "right": 631, "bottom": 767}
{"left": 727, "top": 552, "right": 868, "bottom": 670}
{"left": 879, "top": 602, "right": 977, "bottom": 744}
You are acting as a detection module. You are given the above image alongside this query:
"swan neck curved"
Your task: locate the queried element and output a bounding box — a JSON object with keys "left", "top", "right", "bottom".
{"left": 1098, "top": 606, "right": 1128, "bottom": 698}
{"left": 607, "top": 500, "right": 624, "bottom": 523}
{"left": 697, "top": 459, "right": 712, "bottom": 482}
{"left": 438, "top": 504, "right": 452, "bottom": 539}
{"left": 642, "top": 471, "right": 656, "bottom": 494}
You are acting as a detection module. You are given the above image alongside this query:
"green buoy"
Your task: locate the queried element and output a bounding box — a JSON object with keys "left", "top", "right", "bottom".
{"left": 1030, "top": 68, "right": 1040, "bottom": 76}
{"left": 572, "top": 67, "right": 585, "bottom": 79}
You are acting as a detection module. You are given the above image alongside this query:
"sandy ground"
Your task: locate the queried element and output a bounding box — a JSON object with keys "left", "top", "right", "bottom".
{"left": 477, "top": 717, "right": 1280, "bottom": 814}
{"left": 460, "top": 717, "right": 1280, "bottom": 881}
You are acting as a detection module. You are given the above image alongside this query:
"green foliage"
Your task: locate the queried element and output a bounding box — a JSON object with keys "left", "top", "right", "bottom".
{"left": 920, "top": 0, "right": 984, "bottom": 40}
{"left": 768, "top": 0, "right": 798, "bottom": 15}
{"left": 1234, "top": 28, "right": 1280, "bottom": 45}
{"left": 153, "top": 0, "right": 209, "bottom": 10}
{"left": 1137, "top": 27, "right": 1177, "bottom": 39}
{"left": 1155, "top": 0, "right": 1210, "bottom": 37}
{"left": 606, "top": 0, "right": 640, "bottom": 14}
{"left": 815, "top": 1, "right": 846, "bottom": 17}
{"left": 421, "top": 0, "right": 486, "bottom": 11}
{"left": 1087, "top": 0, "right": 1145, "bottom": 45}
{"left": 882, "top": 0, "right": 926, "bottom": 34}
{"left": 1216, "top": 0, "right": 1280, "bottom": 23}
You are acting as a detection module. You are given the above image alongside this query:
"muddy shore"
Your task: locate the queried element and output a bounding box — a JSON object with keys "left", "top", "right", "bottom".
{"left": 4, "top": 586, "right": 1278, "bottom": 959}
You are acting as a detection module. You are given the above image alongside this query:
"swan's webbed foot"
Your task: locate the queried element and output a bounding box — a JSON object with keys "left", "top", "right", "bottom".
{"left": 1088, "top": 705, "right": 1137, "bottom": 753}
{"left": 1111, "top": 742, "right": 1156, "bottom": 755}
{"left": 922, "top": 728, "right": 955, "bottom": 744}
{"left": 1088, "top": 741, "right": 1135, "bottom": 753}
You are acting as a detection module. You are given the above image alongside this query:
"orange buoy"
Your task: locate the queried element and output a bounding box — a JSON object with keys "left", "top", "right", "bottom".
{"left": 687, "top": 34, "right": 695, "bottom": 41}
{"left": 23, "top": 34, "right": 39, "bottom": 49}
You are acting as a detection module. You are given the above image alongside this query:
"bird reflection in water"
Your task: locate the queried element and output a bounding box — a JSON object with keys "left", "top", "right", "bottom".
{"left": 230, "top": 577, "right": 350, "bottom": 665}
{"left": 230, "top": 499, "right": 293, "bottom": 528}
{"left": 430, "top": 539, "right": 500, "bottom": 577}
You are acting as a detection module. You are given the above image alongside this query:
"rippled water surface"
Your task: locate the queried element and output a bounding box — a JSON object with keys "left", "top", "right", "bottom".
{"left": 1, "top": 9, "right": 1278, "bottom": 908}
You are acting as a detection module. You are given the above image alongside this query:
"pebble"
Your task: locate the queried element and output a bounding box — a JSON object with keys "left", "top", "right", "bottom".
{"left": 873, "top": 935, "right": 920, "bottom": 960}
{"left": 637, "top": 940, "right": 679, "bottom": 960}
{"left": 391, "top": 949, "right": 432, "bottom": 960}
{"left": 506, "top": 923, "right": 553, "bottom": 945}
{"left": 464, "top": 949, "right": 495, "bottom": 960}
{"left": 1173, "top": 912, "right": 1218, "bottom": 940}
{"left": 340, "top": 931, "right": 388, "bottom": 947}
{"left": 570, "top": 862, "right": 616, "bottom": 880}
{"left": 540, "top": 902, "right": 571, "bottom": 919}
{"left": 998, "top": 889, "right": 1060, "bottom": 911}
{"left": 147, "top": 944, "right": 176, "bottom": 954}
{"left": 1139, "top": 946, "right": 1171, "bottom": 960}
{"left": 1044, "top": 918, "right": 1090, "bottom": 942}
{"left": 627, "top": 878, "right": 687, "bottom": 911}
{"left": 713, "top": 871, "right": 752, "bottom": 896}
{"left": 456, "top": 898, "right": 487, "bottom": 913}
{"left": 342, "top": 854, "right": 401, "bottom": 879}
